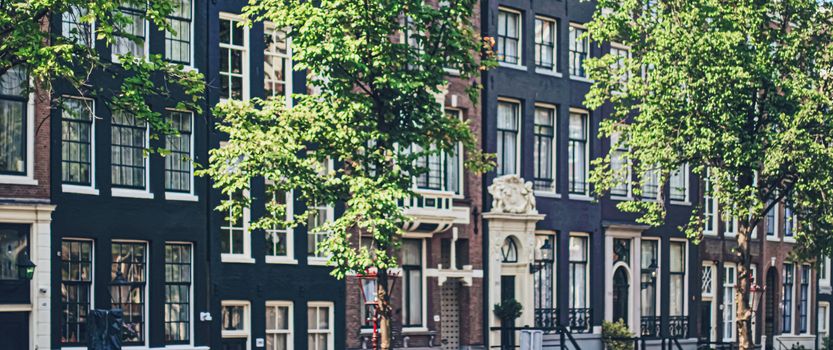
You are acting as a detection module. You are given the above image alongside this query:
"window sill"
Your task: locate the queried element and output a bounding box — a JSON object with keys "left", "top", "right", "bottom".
{"left": 610, "top": 195, "right": 633, "bottom": 201}
{"left": 670, "top": 200, "right": 691, "bottom": 206}
{"left": 535, "top": 68, "right": 563, "bottom": 78}
{"left": 401, "top": 326, "right": 430, "bottom": 333}
{"left": 265, "top": 256, "right": 298, "bottom": 265}
{"left": 221, "top": 255, "right": 256, "bottom": 264}
{"left": 112, "top": 188, "right": 154, "bottom": 199}
{"left": 308, "top": 257, "right": 331, "bottom": 266}
{"left": 534, "top": 191, "right": 560, "bottom": 199}
{"left": 165, "top": 192, "right": 199, "bottom": 202}
{"left": 164, "top": 346, "right": 210, "bottom": 350}
{"left": 443, "top": 68, "right": 461, "bottom": 76}
{"left": 569, "top": 194, "right": 594, "bottom": 202}
{"left": 0, "top": 175, "right": 37, "bottom": 186}
{"left": 703, "top": 231, "right": 717, "bottom": 236}
{"left": 62, "top": 184, "right": 100, "bottom": 195}
{"left": 784, "top": 237, "right": 796, "bottom": 243}
{"left": 499, "top": 62, "right": 528, "bottom": 72}
{"left": 570, "top": 75, "right": 594, "bottom": 83}
{"left": 766, "top": 235, "right": 780, "bottom": 242}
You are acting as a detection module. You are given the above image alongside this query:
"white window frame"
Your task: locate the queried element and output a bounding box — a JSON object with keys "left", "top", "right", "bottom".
{"left": 400, "top": 238, "right": 428, "bottom": 331}
{"left": 799, "top": 264, "right": 811, "bottom": 335}
{"left": 0, "top": 67, "right": 36, "bottom": 187}
{"left": 60, "top": 96, "right": 99, "bottom": 194}
{"left": 59, "top": 238, "right": 95, "bottom": 348}
{"left": 703, "top": 169, "right": 717, "bottom": 235}
{"left": 701, "top": 262, "right": 715, "bottom": 298}
{"left": 766, "top": 200, "right": 780, "bottom": 241}
{"left": 723, "top": 263, "right": 737, "bottom": 342}
{"left": 669, "top": 239, "right": 688, "bottom": 317}
{"left": 534, "top": 15, "right": 559, "bottom": 76}
{"left": 533, "top": 103, "right": 558, "bottom": 196}
{"left": 445, "top": 108, "right": 465, "bottom": 197}
{"left": 669, "top": 163, "right": 690, "bottom": 205}
{"left": 219, "top": 12, "right": 250, "bottom": 101}
{"left": 723, "top": 209, "right": 738, "bottom": 238}
{"left": 111, "top": 3, "right": 150, "bottom": 63}
{"left": 265, "top": 301, "right": 294, "bottom": 350}
{"left": 568, "top": 22, "right": 591, "bottom": 82}
{"left": 784, "top": 203, "right": 797, "bottom": 242}
{"left": 497, "top": 7, "right": 523, "bottom": 69}
{"left": 163, "top": 241, "right": 194, "bottom": 346}
{"left": 819, "top": 302, "right": 830, "bottom": 339}
{"left": 265, "top": 183, "right": 296, "bottom": 265}
{"left": 308, "top": 158, "right": 335, "bottom": 266}
{"left": 568, "top": 232, "right": 591, "bottom": 311}
{"left": 111, "top": 239, "right": 149, "bottom": 347}
{"left": 163, "top": 0, "right": 195, "bottom": 68}
{"left": 496, "top": 98, "right": 522, "bottom": 177}
{"left": 609, "top": 43, "right": 631, "bottom": 87}
{"left": 263, "top": 21, "right": 293, "bottom": 106}
{"left": 568, "top": 108, "right": 591, "bottom": 199}
{"left": 640, "top": 237, "right": 662, "bottom": 321}
{"left": 221, "top": 300, "right": 251, "bottom": 349}
{"left": 110, "top": 111, "right": 153, "bottom": 199}
{"left": 609, "top": 129, "right": 632, "bottom": 200}
{"left": 220, "top": 188, "right": 254, "bottom": 264}
{"left": 307, "top": 301, "right": 335, "bottom": 350}
{"left": 164, "top": 109, "right": 198, "bottom": 201}
{"left": 62, "top": 5, "right": 96, "bottom": 48}
{"left": 821, "top": 256, "right": 832, "bottom": 292}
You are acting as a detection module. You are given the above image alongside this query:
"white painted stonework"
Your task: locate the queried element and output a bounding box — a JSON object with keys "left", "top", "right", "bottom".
{"left": 484, "top": 175, "right": 545, "bottom": 346}
{"left": 0, "top": 202, "right": 55, "bottom": 350}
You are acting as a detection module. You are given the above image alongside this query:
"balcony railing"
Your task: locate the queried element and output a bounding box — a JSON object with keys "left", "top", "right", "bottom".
{"left": 401, "top": 188, "right": 466, "bottom": 234}
{"left": 668, "top": 315, "right": 688, "bottom": 338}
{"left": 534, "top": 308, "right": 558, "bottom": 330}
{"left": 641, "top": 316, "right": 661, "bottom": 338}
{"left": 566, "top": 308, "right": 592, "bottom": 333}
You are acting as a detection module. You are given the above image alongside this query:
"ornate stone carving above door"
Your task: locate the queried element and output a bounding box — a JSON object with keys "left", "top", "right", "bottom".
{"left": 487, "top": 175, "right": 537, "bottom": 214}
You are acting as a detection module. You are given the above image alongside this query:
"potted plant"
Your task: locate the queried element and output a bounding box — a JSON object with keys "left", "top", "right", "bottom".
{"left": 493, "top": 299, "right": 523, "bottom": 349}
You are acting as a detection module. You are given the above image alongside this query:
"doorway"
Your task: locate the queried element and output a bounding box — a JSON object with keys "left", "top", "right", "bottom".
{"left": 0, "top": 312, "right": 28, "bottom": 350}
{"left": 700, "top": 301, "right": 713, "bottom": 342}
{"left": 765, "top": 267, "right": 777, "bottom": 350}
{"left": 440, "top": 280, "right": 461, "bottom": 350}
{"left": 612, "top": 266, "right": 629, "bottom": 325}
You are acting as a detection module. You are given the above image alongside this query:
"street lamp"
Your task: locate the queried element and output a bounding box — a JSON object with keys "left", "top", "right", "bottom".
{"left": 750, "top": 282, "right": 766, "bottom": 316}
{"left": 17, "top": 251, "right": 36, "bottom": 280}
{"left": 529, "top": 238, "right": 554, "bottom": 273}
{"left": 641, "top": 259, "right": 658, "bottom": 289}
{"left": 358, "top": 272, "right": 380, "bottom": 350}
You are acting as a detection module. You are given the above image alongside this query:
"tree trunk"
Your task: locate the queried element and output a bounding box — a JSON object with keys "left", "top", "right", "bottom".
{"left": 378, "top": 268, "right": 392, "bottom": 350}
{"left": 737, "top": 223, "right": 753, "bottom": 350}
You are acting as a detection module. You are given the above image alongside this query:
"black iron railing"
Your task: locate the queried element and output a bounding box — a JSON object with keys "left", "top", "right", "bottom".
{"left": 566, "top": 308, "right": 592, "bottom": 333}
{"left": 534, "top": 308, "right": 558, "bottom": 330}
{"left": 641, "top": 316, "right": 661, "bottom": 338}
{"left": 668, "top": 315, "right": 688, "bottom": 338}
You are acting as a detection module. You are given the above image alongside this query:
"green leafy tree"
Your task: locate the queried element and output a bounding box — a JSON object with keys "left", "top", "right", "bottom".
{"left": 0, "top": 0, "right": 204, "bottom": 135}
{"left": 584, "top": 0, "right": 833, "bottom": 349}
{"left": 199, "top": 0, "right": 493, "bottom": 347}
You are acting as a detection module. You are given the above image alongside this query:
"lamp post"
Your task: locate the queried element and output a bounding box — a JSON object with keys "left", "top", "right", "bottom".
{"left": 17, "top": 251, "right": 36, "bottom": 280}
{"left": 530, "top": 238, "right": 554, "bottom": 327}
{"left": 358, "top": 272, "right": 380, "bottom": 350}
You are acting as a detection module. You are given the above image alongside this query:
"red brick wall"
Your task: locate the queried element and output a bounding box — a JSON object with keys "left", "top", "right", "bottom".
{"left": 0, "top": 85, "right": 50, "bottom": 200}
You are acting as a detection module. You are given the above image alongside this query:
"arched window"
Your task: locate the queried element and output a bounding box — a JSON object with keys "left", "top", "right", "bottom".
{"left": 501, "top": 237, "right": 519, "bottom": 263}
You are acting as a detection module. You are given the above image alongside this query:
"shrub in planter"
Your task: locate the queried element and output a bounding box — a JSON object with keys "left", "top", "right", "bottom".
{"left": 602, "top": 320, "right": 635, "bottom": 350}
{"left": 493, "top": 299, "right": 523, "bottom": 323}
